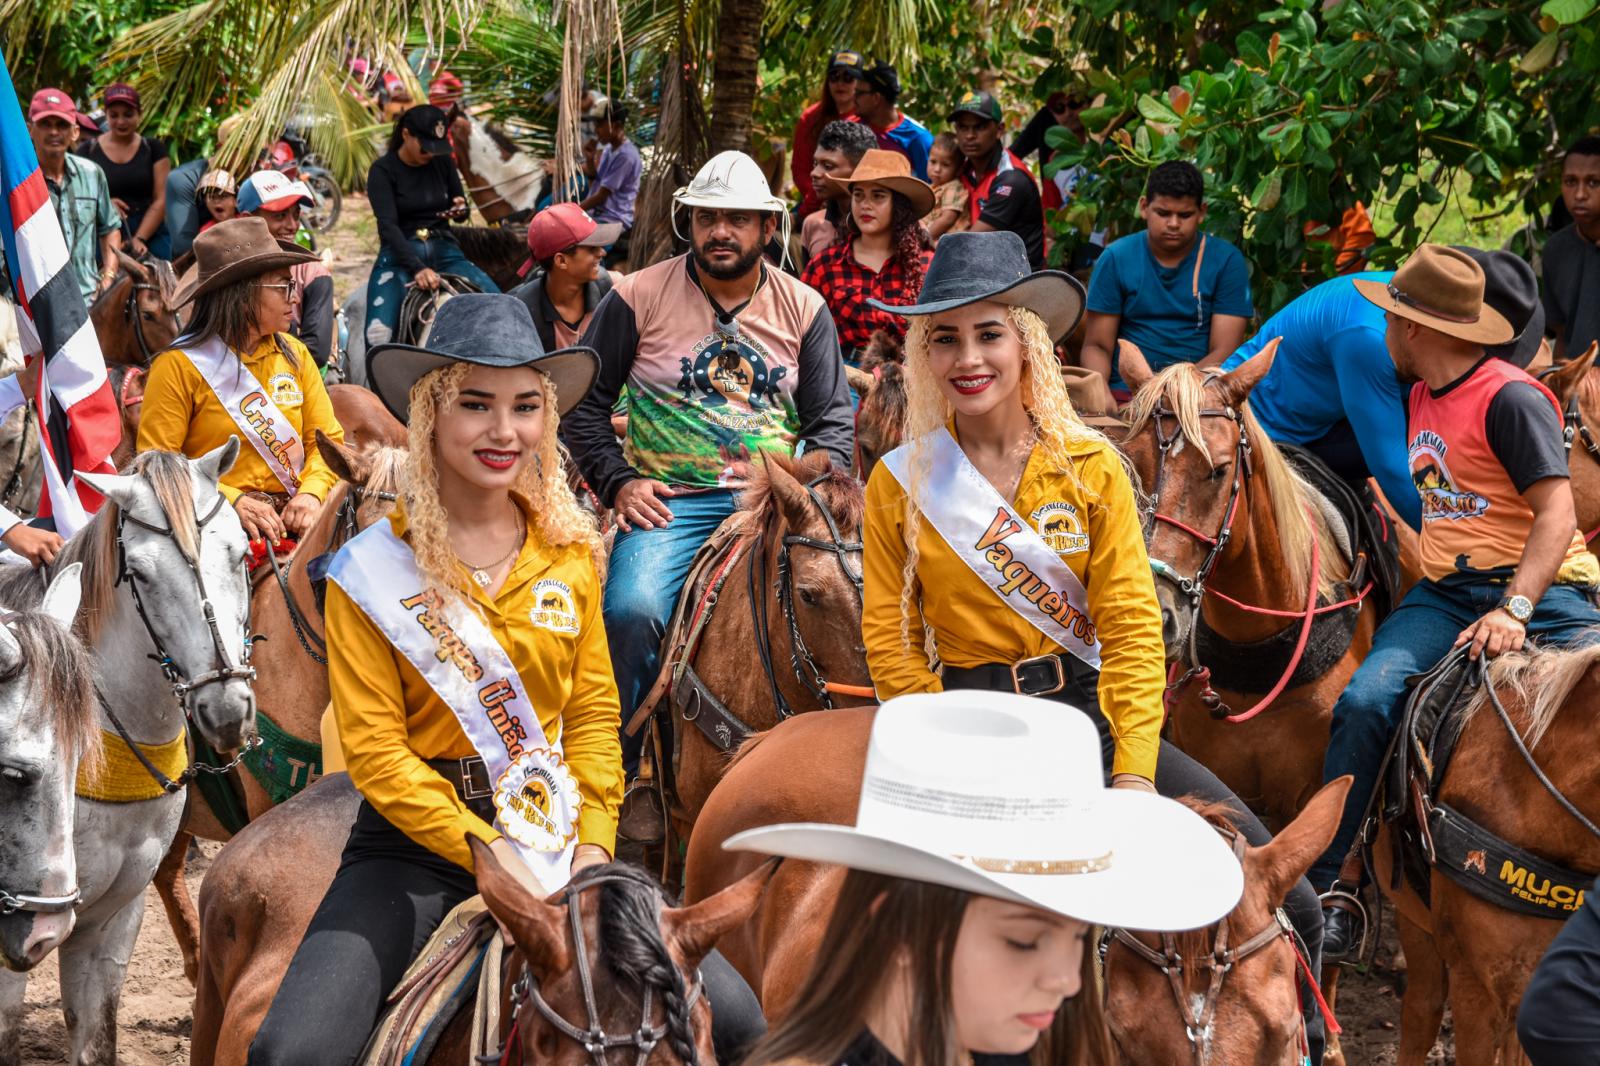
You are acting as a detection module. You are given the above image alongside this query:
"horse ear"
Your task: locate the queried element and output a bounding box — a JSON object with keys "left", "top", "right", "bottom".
{"left": 1542, "top": 341, "right": 1599, "bottom": 403}
{"left": 1216, "top": 337, "right": 1280, "bottom": 408}
{"left": 75, "top": 469, "right": 139, "bottom": 509}
{"left": 1117, "top": 340, "right": 1155, "bottom": 393}
{"left": 762, "top": 453, "right": 815, "bottom": 530}
{"left": 40, "top": 562, "right": 84, "bottom": 629}
{"left": 1244, "top": 775, "right": 1353, "bottom": 907}
{"left": 317, "top": 431, "right": 371, "bottom": 485}
{"left": 116, "top": 251, "right": 149, "bottom": 283}
{"left": 468, "top": 836, "right": 571, "bottom": 974}
{"left": 170, "top": 250, "right": 196, "bottom": 277}
{"left": 662, "top": 859, "right": 779, "bottom": 971}
{"left": 194, "top": 438, "right": 242, "bottom": 484}
{"left": 844, "top": 365, "right": 876, "bottom": 397}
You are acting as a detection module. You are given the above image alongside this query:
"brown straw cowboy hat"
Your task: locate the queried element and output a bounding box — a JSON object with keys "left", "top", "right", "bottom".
{"left": 175, "top": 216, "right": 321, "bottom": 307}
{"left": 833, "top": 149, "right": 936, "bottom": 218}
{"left": 1353, "top": 243, "right": 1513, "bottom": 346}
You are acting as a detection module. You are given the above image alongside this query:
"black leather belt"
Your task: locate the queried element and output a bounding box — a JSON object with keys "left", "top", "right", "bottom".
{"left": 427, "top": 756, "right": 496, "bottom": 820}
{"left": 944, "top": 652, "right": 1098, "bottom": 701}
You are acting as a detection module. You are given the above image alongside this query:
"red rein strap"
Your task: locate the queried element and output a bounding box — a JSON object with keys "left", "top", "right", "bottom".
{"left": 1218, "top": 523, "right": 1319, "bottom": 724}
{"left": 1290, "top": 928, "right": 1342, "bottom": 1036}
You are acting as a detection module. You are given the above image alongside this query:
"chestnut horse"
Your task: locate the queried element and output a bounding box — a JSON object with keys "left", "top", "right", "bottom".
{"left": 646, "top": 450, "right": 873, "bottom": 855}
{"left": 1118, "top": 342, "right": 1379, "bottom": 833}
{"left": 191, "top": 773, "right": 772, "bottom": 1066}
{"left": 682, "top": 708, "right": 1350, "bottom": 1062}
{"left": 154, "top": 437, "right": 405, "bottom": 981}
{"left": 89, "top": 252, "right": 183, "bottom": 367}
{"left": 1360, "top": 644, "right": 1600, "bottom": 1064}
{"left": 1539, "top": 342, "right": 1600, "bottom": 552}
{"left": 842, "top": 329, "right": 907, "bottom": 480}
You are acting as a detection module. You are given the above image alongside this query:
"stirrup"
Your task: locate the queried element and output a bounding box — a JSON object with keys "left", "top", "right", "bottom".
{"left": 618, "top": 778, "right": 666, "bottom": 847}
{"left": 1318, "top": 882, "right": 1371, "bottom": 962}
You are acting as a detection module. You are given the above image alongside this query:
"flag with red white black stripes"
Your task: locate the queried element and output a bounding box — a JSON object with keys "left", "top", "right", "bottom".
{"left": 0, "top": 54, "right": 119, "bottom": 537}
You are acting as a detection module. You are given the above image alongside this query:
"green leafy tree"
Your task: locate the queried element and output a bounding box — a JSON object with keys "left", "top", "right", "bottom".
{"left": 1044, "top": 0, "right": 1600, "bottom": 315}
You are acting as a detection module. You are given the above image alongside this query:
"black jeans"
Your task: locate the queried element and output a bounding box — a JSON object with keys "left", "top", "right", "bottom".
{"left": 1518, "top": 876, "right": 1600, "bottom": 1065}
{"left": 947, "top": 659, "right": 1326, "bottom": 1066}
{"left": 249, "top": 801, "right": 765, "bottom": 1066}
{"left": 1303, "top": 418, "right": 1371, "bottom": 493}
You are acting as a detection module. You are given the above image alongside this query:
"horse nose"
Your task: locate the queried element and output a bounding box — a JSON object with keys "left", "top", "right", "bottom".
{"left": 191, "top": 681, "right": 257, "bottom": 752}
{"left": 22, "top": 911, "right": 75, "bottom": 967}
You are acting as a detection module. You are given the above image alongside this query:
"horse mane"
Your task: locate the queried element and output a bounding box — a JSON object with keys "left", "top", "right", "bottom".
{"left": 1459, "top": 641, "right": 1600, "bottom": 751}
{"left": 452, "top": 225, "right": 528, "bottom": 270}
{"left": 362, "top": 445, "right": 407, "bottom": 497}
{"left": 582, "top": 863, "right": 702, "bottom": 1065}
{"left": 1, "top": 606, "right": 101, "bottom": 769}
{"left": 0, "top": 450, "right": 201, "bottom": 646}
{"left": 734, "top": 451, "right": 864, "bottom": 535}
{"left": 1123, "top": 363, "right": 1342, "bottom": 603}
{"left": 1162, "top": 799, "right": 1245, "bottom": 964}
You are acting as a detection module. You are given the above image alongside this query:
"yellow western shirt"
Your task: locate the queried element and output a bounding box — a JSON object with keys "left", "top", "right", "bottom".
{"left": 137, "top": 333, "right": 345, "bottom": 502}
{"left": 328, "top": 498, "right": 623, "bottom": 871}
{"left": 862, "top": 430, "right": 1166, "bottom": 781}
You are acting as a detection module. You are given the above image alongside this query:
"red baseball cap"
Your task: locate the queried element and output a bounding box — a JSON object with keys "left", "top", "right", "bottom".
{"left": 104, "top": 83, "right": 141, "bottom": 109}
{"left": 28, "top": 88, "right": 78, "bottom": 125}
{"left": 429, "top": 73, "right": 464, "bottom": 107}
{"left": 520, "top": 203, "right": 623, "bottom": 276}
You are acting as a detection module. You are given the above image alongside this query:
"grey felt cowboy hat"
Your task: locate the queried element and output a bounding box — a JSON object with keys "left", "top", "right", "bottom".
{"left": 367, "top": 293, "right": 600, "bottom": 422}
{"left": 869, "top": 230, "right": 1086, "bottom": 343}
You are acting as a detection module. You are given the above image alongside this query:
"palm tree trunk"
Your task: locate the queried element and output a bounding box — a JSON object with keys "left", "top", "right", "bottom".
{"left": 707, "top": 0, "right": 765, "bottom": 155}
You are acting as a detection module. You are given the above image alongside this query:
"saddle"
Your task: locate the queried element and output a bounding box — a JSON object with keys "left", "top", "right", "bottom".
{"left": 1279, "top": 443, "right": 1403, "bottom": 622}
{"left": 1368, "top": 647, "right": 1595, "bottom": 919}
{"left": 359, "top": 896, "right": 503, "bottom": 1066}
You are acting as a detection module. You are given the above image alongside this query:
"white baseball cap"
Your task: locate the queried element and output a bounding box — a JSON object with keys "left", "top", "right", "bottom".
{"left": 724, "top": 691, "right": 1245, "bottom": 931}
{"left": 238, "top": 171, "right": 314, "bottom": 215}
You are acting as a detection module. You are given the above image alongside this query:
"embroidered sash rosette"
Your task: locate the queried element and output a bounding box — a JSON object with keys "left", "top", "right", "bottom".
{"left": 882, "top": 428, "right": 1102, "bottom": 669}
{"left": 181, "top": 335, "right": 304, "bottom": 493}
{"left": 330, "top": 523, "right": 579, "bottom": 892}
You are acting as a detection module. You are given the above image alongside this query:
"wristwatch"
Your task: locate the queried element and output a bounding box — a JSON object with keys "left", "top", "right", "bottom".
{"left": 1499, "top": 594, "right": 1534, "bottom": 624}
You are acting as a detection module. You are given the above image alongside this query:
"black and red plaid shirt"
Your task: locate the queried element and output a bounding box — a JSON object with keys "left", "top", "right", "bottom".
{"left": 801, "top": 239, "right": 934, "bottom": 355}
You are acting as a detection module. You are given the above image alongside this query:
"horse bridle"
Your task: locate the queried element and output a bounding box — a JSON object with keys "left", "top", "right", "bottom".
{"left": 1139, "top": 398, "right": 1253, "bottom": 607}
{"left": 123, "top": 278, "right": 164, "bottom": 365}
{"left": 748, "top": 472, "right": 864, "bottom": 717}
{"left": 1108, "top": 830, "right": 1305, "bottom": 1065}
{"left": 500, "top": 872, "right": 706, "bottom": 1066}
{"left": 1557, "top": 388, "right": 1600, "bottom": 464}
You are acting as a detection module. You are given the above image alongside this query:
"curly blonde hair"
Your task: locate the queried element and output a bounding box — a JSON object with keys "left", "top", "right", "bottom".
{"left": 403, "top": 363, "right": 605, "bottom": 611}
{"left": 895, "top": 305, "right": 1120, "bottom": 648}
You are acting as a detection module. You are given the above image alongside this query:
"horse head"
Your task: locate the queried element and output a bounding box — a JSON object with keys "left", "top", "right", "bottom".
{"left": 1119, "top": 338, "right": 1291, "bottom": 657}
{"left": 1105, "top": 776, "right": 1352, "bottom": 1065}
{"left": 0, "top": 564, "right": 98, "bottom": 971}
{"left": 741, "top": 450, "right": 872, "bottom": 712}
{"left": 472, "top": 840, "right": 772, "bottom": 1065}
{"left": 315, "top": 431, "right": 406, "bottom": 539}
{"left": 95, "top": 253, "right": 182, "bottom": 367}
{"left": 1539, "top": 341, "right": 1600, "bottom": 538}
{"left": 77, "top": 442, "right": 257, "bottom": 750}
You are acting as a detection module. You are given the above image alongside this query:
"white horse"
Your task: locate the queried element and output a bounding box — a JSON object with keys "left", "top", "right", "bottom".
{"left": 0, "top": 442, "right": 256, "bottom": 1066}
{"left": 0, "top": 564, "right": 95, "bottom": 972}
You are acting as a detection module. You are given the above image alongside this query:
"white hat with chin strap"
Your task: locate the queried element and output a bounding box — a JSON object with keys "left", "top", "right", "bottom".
{"left": 673, "top": 150, "right": 788, "bottom": 213}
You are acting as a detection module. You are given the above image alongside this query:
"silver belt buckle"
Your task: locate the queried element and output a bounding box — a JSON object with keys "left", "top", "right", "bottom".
{"left": 459, "top": 757, "right": 494, "bottom": 800}
{"left": 1010, "top": 653, "right": 1066, "bottom": 697}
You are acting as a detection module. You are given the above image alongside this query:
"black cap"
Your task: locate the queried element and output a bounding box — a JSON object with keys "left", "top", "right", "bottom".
{"left": 400, "top": 104, "right": 453, "bottom": 156}
{"left": 863, "top": 61, "right": 900, "bottom": 102}
{"left": 827, "top": 49, "right": 866, "bottom": 78}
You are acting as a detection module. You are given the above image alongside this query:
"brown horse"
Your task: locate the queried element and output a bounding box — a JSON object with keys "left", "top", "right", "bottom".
{"left": 328, "top": 382, "right": 409, "bottom": 449}
{"left": 682, "top": 708, "right": 1350, "bottom": 1062}
{"left": 647, "top": 450, "right": 872, "bottom": 855}
{"left": 1118, "top": 342, "right": 1379, "bottom": 833}
{"left": 89, "top": 252, "right": 182, "bottom": 367}
{"left": 1538, "top": 342, "right": 1600, "bottom": 552}
{"left": 845, "top": 329, "right": 908, "bottom": 480}
{"left": 1360, "top": 644, "right": 1600, "bottom": 1064}
{"left": 190, "top": 772, "right": 772, "bottom": 1066}
{"left": 155, "top": 436, "right": 405, "bottom": 981}
{"left": 449, "top": 110, "right": 543, "bottom": 226}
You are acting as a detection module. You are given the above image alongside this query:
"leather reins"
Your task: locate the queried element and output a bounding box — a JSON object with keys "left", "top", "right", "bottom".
{"left": 1140, "top": 400, "right": 1252, "bottom": 608}
{"left": 123, "top": 280, "right": 164, "bottom": 365}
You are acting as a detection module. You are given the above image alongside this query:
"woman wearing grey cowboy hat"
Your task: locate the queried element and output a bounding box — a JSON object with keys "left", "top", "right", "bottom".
{"left": 137, "top": 215, "right": 344, "bottom": 546}
{"left": 857, "top": 229, "right": 1331, "bottom": 1063}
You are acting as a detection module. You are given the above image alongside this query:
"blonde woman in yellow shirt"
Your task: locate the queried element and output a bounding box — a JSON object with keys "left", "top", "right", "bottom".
{"left": 862, "top": 230, "right": 1329, "bottom": 1063}
{"left": 137, "top": 216, "right": 344, "bottom": 545}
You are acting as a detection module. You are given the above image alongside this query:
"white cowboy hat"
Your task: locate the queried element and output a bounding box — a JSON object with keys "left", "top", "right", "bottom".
{"left": 724, "top": 691, "right": 1244, "bottom": 931}
{"left": 673, "top": 150, "right": 787, "bottom": 215}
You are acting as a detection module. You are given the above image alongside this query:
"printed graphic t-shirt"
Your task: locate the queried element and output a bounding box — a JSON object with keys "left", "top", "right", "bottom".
{"left": 562, "top": 254, "right": 855, "bottom": 505}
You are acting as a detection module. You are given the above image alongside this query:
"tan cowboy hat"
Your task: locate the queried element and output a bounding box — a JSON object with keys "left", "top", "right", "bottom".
{"left": 175, "top": 216, "right": 321, "bottom": 307}
{"left": 1061, "top": 365, "right": 1122, "bottom": 428}
{"left": 833, "top": 149, "right": 936, "bottom": 218}
{"left": 1353, "top": 244, "right": 1513, "bottom": 346}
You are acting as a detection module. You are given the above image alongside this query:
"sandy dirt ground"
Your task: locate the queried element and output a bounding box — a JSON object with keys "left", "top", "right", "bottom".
{"left": 18, "top": 197, "right": 1455, "bottom": 1065}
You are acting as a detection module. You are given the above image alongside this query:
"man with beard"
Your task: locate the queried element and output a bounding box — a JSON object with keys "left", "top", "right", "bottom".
{"left": 562, "top": 151, "right": 854, "bottom": 776}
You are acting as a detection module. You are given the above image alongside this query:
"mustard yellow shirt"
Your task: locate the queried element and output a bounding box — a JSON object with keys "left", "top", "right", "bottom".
{"left": 137, "top": 333, "right": 345, "bottom": 502}
{"left": 328, "top": 498, "right": 623, "bottom": 871}
{"left": 862, "top": 431, "right": 1166, "bottom": 780}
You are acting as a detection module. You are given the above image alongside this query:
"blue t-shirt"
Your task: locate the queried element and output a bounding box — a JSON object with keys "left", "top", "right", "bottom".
{"left": 1221, "top": 271, "right": 1420, "bottom": 531}
{"left": 871, "top": 113, "right": 934, "bottom": 181}
{"left": 1086, "top": 231, "right": 1254, "bottom": 389}
{"left": 594, "top": 139, "right": 642, "bottom": 227}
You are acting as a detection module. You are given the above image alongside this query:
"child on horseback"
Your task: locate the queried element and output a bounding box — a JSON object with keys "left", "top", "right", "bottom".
{"left": 860, "top": 229, "right": 1330, "bottom": 1062}
{"left": 729, "top": 690, "right": 1245, "bottom": 1066}
{"left": 137, "top": 216, "right": 344, "bottom": 546}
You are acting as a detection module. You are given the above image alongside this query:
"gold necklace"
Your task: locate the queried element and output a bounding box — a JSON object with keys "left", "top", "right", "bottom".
{"left": 459, "top": 505, "right": 525, "bottom": 588}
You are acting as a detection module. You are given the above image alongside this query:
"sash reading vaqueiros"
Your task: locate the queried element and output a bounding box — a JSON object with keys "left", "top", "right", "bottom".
{"left": 181, "top": 335, "right": 304, "bottom": 493}
{"left": 329, "top": 522, "right": 580, "bottom": 892}
{"left": 882, "top": 428, "right": 1102, "bottom": 669}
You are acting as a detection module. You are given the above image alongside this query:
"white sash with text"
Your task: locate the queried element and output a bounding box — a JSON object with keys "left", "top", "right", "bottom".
{"left": 882, "top": 428, "right": 1102, "bottom": 669}
{"left": 329, "top": 522, "right": 579, "bottom": 892}
{"left": 181, "top": 335, "right": 304, "bottom": 493}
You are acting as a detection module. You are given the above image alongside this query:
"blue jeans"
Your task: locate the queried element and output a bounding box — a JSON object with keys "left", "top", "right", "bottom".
{"left": 1310, "top": 578, "right": 1600, "bottom": 890}
{"left": 363, "top": 237, "right": 500, "bottom": 347}
{"left": 603, "top": 489, "right": 738, "bottom": 771}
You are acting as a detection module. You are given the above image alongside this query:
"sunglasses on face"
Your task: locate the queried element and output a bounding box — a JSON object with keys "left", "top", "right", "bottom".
{"left": 828, "top": 71, "right": 857, "bottom": 85}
